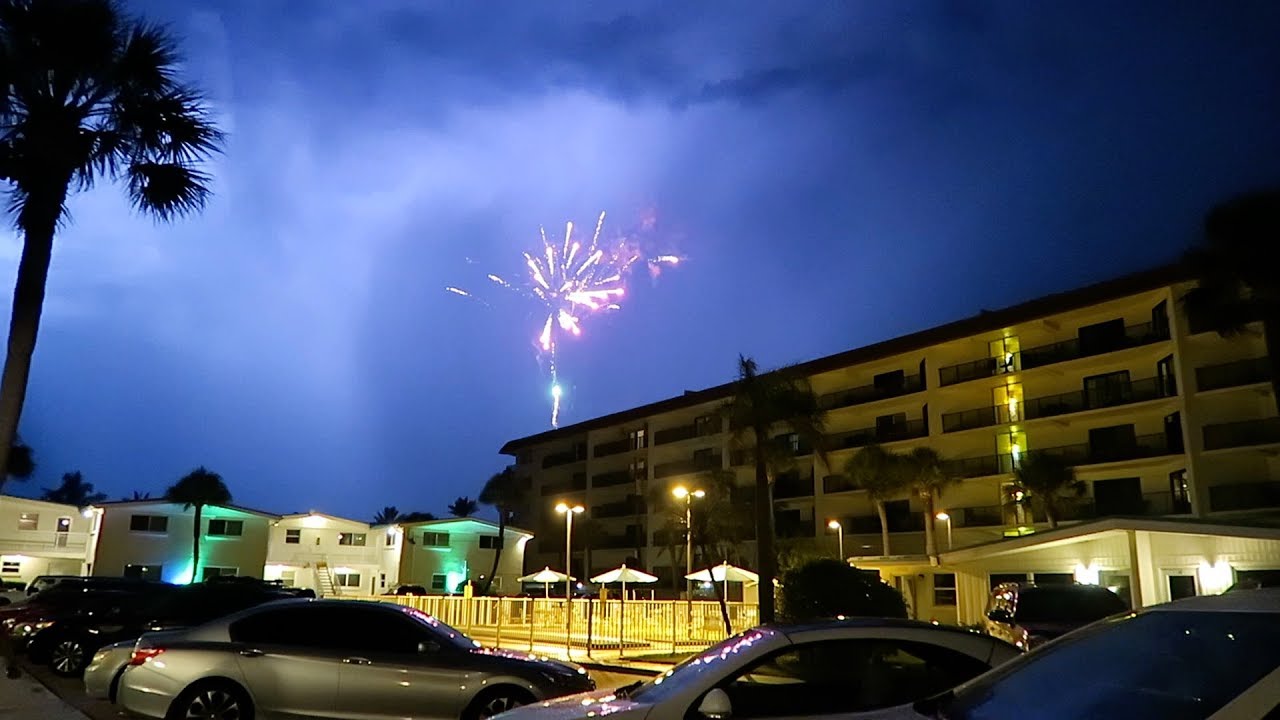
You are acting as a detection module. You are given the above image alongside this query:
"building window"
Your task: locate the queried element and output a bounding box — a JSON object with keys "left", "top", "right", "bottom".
{"left": 933, "top": 574, "right": 957, "bottom": 606}
{"left": 422, "top": 532, "right": 450, "bottom": 547}
{"left": 630, "top": 459, "right": 646, "bottom": 481}
{"left": 1, "top": 561, "right": 19, "bottom": 574}
{"left": 124, "top": 564, "right": 163, "bottom": 581}
{"left": 695, "top": 415, "right": 718, "bottom": 436}
{"left": 479, "top": 535, "right": 502, "bottom": 549}
{"left": 1169, "top": 470, "right": 1191, "bottom": 513}
{"left": 385, "top": 531, "right": 397, "bottom": 546}
{"left": 338, "top": 532, "right": 367, "bottom": 546}
{"left": 201, "top": 566, "right": 238, "bottom": 581}
{"left": 431, "top": 574, "right": 447, "bottom": 591}
{"left": 129, "top": 515, "right": 169, "bottom": 533}
{"left": 285, "top": 529, "right": 301, "bottom": 544}
{"left": 280, "top": 570, "right": 296, "bottom": 586}
{"left": 335, "top": 572, "right": 361, "bottom": 588}
{"left": 207, "top": 519, "right": 244, "bottom": 537}
{"left": 17, "top": 513, "right": 38, "bottom": 531}
{"left": 628, "top": 428, "right": 647, "bottom": 450}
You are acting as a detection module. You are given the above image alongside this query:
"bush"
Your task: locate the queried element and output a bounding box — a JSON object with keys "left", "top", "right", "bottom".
{"left": 778, "top": 559, "right": 908, "bottom": 621}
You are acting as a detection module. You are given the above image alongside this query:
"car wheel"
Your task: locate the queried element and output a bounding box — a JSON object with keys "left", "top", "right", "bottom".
{"left": 48, "top": 636, "right": 89, "bottom": 677}
{"left": 167, "top": 680, "right": 254, "bottom": 720}
{"left": 465, "top": 686, "right": 536, "bottom": 720}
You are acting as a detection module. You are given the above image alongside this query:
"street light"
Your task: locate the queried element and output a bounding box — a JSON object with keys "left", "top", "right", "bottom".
{"left": 827, "top": 519, "right": 844, "bottom": 561}
{"left": 672, "top": 486, "right": 705, "bottom": 601}
{"left": 935, "top": 511, "right": 953, "bottom": 551}
{"left": 555, "top": 502, "right": 585, "bottom": 657}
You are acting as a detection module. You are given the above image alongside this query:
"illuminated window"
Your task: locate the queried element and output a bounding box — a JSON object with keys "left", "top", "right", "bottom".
{"left": 335, "top": 572, "right": 361, "bottom": 588}
{"left": 285, "top": 529, "right": 301, "bottom": 544}
{"left": 934, "top": 574, "right": 957, "bottom": 606}
{"left": 207, "top": 519, "right": 243, "bottom": 537}
{"left": 338, "top": 532, "right": 366, "bottom": 546}
{"left": 129, "top": 515, "right": 168, "bottom": 533}
{"left": 628, "top": 428, "right": 647, "bottom": 450}
{"left": 385, "top": 531, "right": 397, "bottom": 546}
{"left": 17, "top": 513, "right": 38, "bottom": 531}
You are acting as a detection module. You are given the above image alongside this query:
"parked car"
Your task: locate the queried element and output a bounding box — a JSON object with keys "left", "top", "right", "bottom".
{"left": 903, "top": 587, "right": 1280, "bottom": 719}
{"left": 0, "top": 580, "right": 25, "bottom": 606}
{"left": 117, "top": 599, "right": 594, "bottom": 720}
{"left": 34, "top": 580, "right": 302, "bottom": 676}
{"left": 24, "top": 575, "right": 81, "bottom": 596}
{"left": 982, "top": 582, "right": 1126, "bottom": 649}
{"left": 1, "top": 579, "right": 169, "bottom": 648}
{"left": 497, "top": 618, "right": 1021, "bottom": 720}
{"left": 391, "top": 584, "right": 428, "bottom": 596}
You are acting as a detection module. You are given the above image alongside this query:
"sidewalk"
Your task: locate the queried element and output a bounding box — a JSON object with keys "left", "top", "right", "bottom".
{"left": 0, "top": 672, "right": 87, "bottom": 720}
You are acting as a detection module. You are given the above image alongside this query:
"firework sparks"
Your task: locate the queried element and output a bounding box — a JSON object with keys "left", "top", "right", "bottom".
{"left": 450, "top": 211, "right": 679, "bottom": 427}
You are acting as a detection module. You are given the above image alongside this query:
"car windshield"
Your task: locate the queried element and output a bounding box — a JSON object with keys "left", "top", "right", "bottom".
{"left": 399, "top": 606, "right": 479, "bottom": 650}
{"left": 936, "top": 610, "right": 1280, "bottom": 720}
{"left": 628, "top": 628, "right": 781, "bottom": 704}
{"left": 1016, "top": 588, "right": 1126, "bottom": 623}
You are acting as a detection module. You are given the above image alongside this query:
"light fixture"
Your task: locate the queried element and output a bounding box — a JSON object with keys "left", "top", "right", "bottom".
{"left": 672, "top": 486, "right": 706, "bottom": 499}
{"left": 934, "top": 512, "right": 950, "bottom": 521}
{"left": 555, "top": 503, "right": 584, "bottom": 514}
{"left": 827, "top": 519, "right": 841, "bottom": 530}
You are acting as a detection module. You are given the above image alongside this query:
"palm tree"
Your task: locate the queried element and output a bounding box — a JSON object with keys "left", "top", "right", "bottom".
{"left": 41, "top": 471, "right": 106, "bottom": 506}
{"left": 844, "top": 444, "right": 909, "bottom": 557}
{"left": 129, "top": 490, "right": 151, "bottom": 500}
{"left": 4, "top": 440, "right": 33, "bottom": 482}
{"left": 372, "top": 506, "right": 401, "bottom": 525}
{"left": 399, "top": 511, "right": 437, "bottom": 523}
{"left": 721, "top": 355, "right": 827, "bottom": 623}
{"left": 478, "top": 468, "right": 522, "bottom": 595}
{"left": 164, "top": 467, "right": 231, "bottom": 583}
{"left": 447, "top": 496, "right": 478, "bottom": 518}
{"left": 1013, "top": 452, "right": 1085, "bottom": 529}
{"left": 903, "top": 447, "right": 956, "bottom": 557}
{"left": 0, "top": 0, "right": 223, "bottom": 493}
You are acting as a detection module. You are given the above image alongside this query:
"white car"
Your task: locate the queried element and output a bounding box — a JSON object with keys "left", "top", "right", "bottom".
{"left": 498, "top": 619, "right": 1021, "bottom": 720}
{"left": 83, "top": 639, "right": 137, "bottom": 702}
{"left": 896, "top": 587, "right": 1280, "bottom": 719}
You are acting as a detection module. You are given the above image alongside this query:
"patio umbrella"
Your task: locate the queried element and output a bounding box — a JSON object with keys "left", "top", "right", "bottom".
{"left": 589, "top": 564, "right": 658, "bottom": 658}
{"left": 686, "top": 562, "right": 757, "bottom": 636}
{"left": 518, "top": 567, "right": 574, "bottom": 598}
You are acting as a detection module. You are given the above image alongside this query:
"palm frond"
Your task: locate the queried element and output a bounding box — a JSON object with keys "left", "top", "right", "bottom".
{"left": 126, "top": 161, "right": 211, "bottom": 219}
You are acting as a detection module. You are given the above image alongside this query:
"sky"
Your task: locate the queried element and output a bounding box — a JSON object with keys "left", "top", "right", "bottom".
{"left": 4, "top": 1, "right": 1280, "bottom": 520}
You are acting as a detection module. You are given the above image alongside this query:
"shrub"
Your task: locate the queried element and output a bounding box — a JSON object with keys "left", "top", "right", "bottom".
{"left": 779, "top": 559, "right": 908, "bottom": 621}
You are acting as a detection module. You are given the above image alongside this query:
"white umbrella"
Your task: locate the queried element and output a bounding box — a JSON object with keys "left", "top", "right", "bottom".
{"left": 686, "top": 562, "right": 758, "bottom": 605}
{"left": 589, "top": 564, "right": 658, "bottom": 658}
{"left": 517, "top": 567, "right": 574, "bottom": 598}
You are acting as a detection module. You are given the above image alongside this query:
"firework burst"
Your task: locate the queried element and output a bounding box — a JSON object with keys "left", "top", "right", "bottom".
{"left": 447, "top": 211, "right": 679, "bottom": 427}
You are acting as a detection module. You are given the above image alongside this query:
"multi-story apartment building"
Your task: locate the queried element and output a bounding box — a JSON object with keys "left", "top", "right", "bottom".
{"left": 0, "top": 495, "right": 101, "bottom": 582}
{"left": 264, "top": 512, "right": 383, "bottom": 596}
{"left": 502, "top": 265, "right": 1280, "bottom": 622}
{"left": 387, "top": 517, "right": 534, "bottom": 595}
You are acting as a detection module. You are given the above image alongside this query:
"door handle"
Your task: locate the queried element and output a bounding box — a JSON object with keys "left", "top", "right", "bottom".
{"left": 342, "top": 657, "right": 372, "bottom": 665}
{"left": 239, "top": 649, "right": 264, "bottom": 658}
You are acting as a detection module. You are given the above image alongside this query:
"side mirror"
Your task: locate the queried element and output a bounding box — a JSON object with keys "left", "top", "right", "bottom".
{"left": 698, "top": 689, "right": 733, "bottom": 720}
{"left": 987, "top": 609, "right": 1012, "bottom": 623}
{"left": 418, "top": 641, "right": 441, "bottom": 654}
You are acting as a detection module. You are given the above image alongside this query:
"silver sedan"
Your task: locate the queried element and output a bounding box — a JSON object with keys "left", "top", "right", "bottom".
{"left": 117, "top": 599, "right": 594, "bottom": 720}
{"left": 84, "top": 638, "right": 141, "bottom": 701}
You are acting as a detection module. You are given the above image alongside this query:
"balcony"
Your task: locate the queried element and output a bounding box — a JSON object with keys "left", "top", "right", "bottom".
{"left": 818, "top": 374, "right": 925, "bottom": 411}
{"left": 1203, "top": 418, "right": 1280, "bottom": 451}
{"left": 539, "top": 475, "right": 587, "bottom": 496}
{"left": 0, "top": 531, "right": 90, "bottom": 555}
{"left": 593, "top": 438, "right": 632, "bottom": 458}
{"left": 653, "top": 453, "right": 722, "bottom": 479}
{"left": 1057, "top": 492, "right": 1189, "bottom": 520}
{"left": 828, "top": 419, "right": 928, "bottom": 451}
{"left": 593, "top": 496, "right": 647, "bottom": 519}
{"left": 950, "top": 505, "right": 1004, "bottom": 528}
{"left": 654, "top": 420, "right": 720, "bottom": 446}
{"left": 1209, "top": 481, "right": 1280, "bottom": 512}
{"left": 823, "top": 474, "right": 856, "bottom": 493}
{"left": 942, "top": 376, "right": 1177, "bottom": 433}
{"left": 1196, "top": 357, "right": 1271, "bottom": 393}
{"left": 591, "top": 469, "right": 635, "bottom": 488}
{"left": 775, "top": 517, "right": 816, "bottom": 539}
{"left": 1038, "top": 433, "right": 1177, "bottom": 466}
{"left": 773, "top": 472, "right": 815, "bottom": 500}
{"left": 731, "top": 436, "right": 813, "bottom": 466}
{"left": 542, "top": 447, "right": 585, "bottom": 469}
{"left": 943, "top": 453, "right": 1017, "bottom": 479}
{"left": 937, "top": 321, "right": 1170, "bottom": 387}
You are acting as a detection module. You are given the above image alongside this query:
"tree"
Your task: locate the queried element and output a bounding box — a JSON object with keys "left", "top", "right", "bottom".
{"left": 779, "top": 559, "right": 908, "bottom": 621}
{"left": 1183, "top": 189, "right": 1280, "bottom": 414}
{"left": 399, "top": 511, "right": 437, "bottom": 523}
{"left": 164, "top": 467, "right": 231, "bottom": 583}
{"left": 41, "top": 471, "right": 106, "bottom": 505}
{"left": 0, "top": 1, "right": 223, "bottom": 493}
{"left": 447, "top": 496, "right": 478, "bottom": 518}
{"left": 4, "top": 440, "right": 33, "bottom": 482}
{"left": 478, "top": 468, "right": 522, "bottom": 595}
{"left": 903, "top": 447, "right": 957, "bottom": 557}
{"left": 372, "top": 506, "right": 401, "bottom": 525}
{"left": 844, "top": 444, "right": 908, "bottom": 557}
{"left": 721, "top": 355, "right": 827, "bottom": 623}
{"left": 125, "top": 490, "right": 150, "bottom": 501}
{"left": 1013, "top": 452, "right": 1085, "bottom": 529}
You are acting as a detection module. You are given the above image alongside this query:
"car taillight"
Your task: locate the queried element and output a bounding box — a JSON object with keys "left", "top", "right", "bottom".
{"left": 129, "top": 648, "right": 165, "bottom": 666}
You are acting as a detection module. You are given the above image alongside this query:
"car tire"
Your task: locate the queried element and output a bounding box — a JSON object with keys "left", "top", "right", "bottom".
{"left": 48, "top": 636, "right": 90, "bottom": 677}
{"left": 464, "top": 686, "right": 536, "bottom": 720}
{"left": 166, "top": 679, "right": 255, "bottom": 720}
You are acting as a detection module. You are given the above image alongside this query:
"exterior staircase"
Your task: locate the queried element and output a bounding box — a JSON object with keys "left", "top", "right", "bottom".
{"left": 315, "top": 561, "right": 339, "bottom": 597}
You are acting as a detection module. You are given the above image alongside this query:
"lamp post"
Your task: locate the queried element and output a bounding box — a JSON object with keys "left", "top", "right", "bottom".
{"left": 555, "top": 502, "right": 584, "bottom": 657}
{"left": 672, "top": 486, "right": 706, "bottom": 601}
{"left": 935, "top": 511, "right": 953, "bottom": 551}
{"left": 827, "top": 519, "right": 844, "bottom": 561}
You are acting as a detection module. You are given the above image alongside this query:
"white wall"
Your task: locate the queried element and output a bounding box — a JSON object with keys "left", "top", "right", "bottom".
{"left": 93, "top": 502, "right": 271, "bottom": 583}
{"left": 0, "top": 495, "right": 98, "bottom": 583}
{"left": 397, "top": 519, "right": 531, "bottom": 594}
{"left": 263, "top": 513, "right": 381, "bottom": 595}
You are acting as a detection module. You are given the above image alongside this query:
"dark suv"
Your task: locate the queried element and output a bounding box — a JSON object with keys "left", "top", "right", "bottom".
{"left": 984, "top": 582, "right": 1127, "bottom": 649}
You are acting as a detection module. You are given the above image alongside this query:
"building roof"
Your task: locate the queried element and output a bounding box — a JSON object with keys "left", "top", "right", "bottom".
{"left": 0, "top": 494, "right": 88, "bottom": 511}
{"left": 385, "top": 516, "right": 534, "bottom": 538}
{"left": 278, "top": 511, "right": 371, "bottom": 526}
{"left": 500, "top": 262, "right": 1193, "bottom": 453}
{"left": 92, "top": 498, "right": 281, "bottom": 520}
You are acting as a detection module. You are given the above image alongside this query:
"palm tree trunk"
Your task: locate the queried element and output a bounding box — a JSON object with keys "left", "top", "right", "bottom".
{"left": 192, "top": 504, "right": 203, "bottom": 583}
{"left": 876, "top": 500, "right": 891, "bottom": 556}
{"left": 481, "top": 509, "right": 505, "bottom": 595}
{"left": 923, "top": 492, "right": 937, "bottom": 558}
{"left": 753, "top": 429, "right": 777, "bottom": 623}
{"left": 0, "top": 193, "right": 64, "bottom": 493}
{"left": 712, "top": 564, "right": 732, "bottom": 636}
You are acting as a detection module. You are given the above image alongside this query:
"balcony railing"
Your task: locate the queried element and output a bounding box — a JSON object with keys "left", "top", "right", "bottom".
{"left": 593, "top": 438, "right": 632, "bottom": 458}
{"left": 0, "top": 531, "right": 90, "bottom": 554}
{"left": 942, "top": 376, "right": 1176, "bottom": 433}
{"left": 654, "top": 421, "right": 720, "bottom": 446}
{"left": 653, "top": 453, "right": 722, "bottom": 479}
{"left": 542, "top": 448, "right": 585, "bottom": 469}
{"left": 539, "top": 476, "right": 587, "bottom": 496}
{"left": 1209, "top": 481, "right": 1280, "bottom": 512}
{"left": 937, "top": 321, "right": 1170, "bottom": 387}
{"left": 1196, "top": 357, "right": 1271, "bottom": 393}
{"left": 818, "top": 374, "right": 925, "bottom": 411}
{"left": 943, "top": 453, "right": 1017, "bottom": 479}
{"left": 828, "top": 419, "right": 928, "bottom": 451}
{"left": 773, "top": 473, "right": 815, "bottom": 500}
{"left": 593, "top": 496, "right": 647, "bottom": 519}
{"left": 590, "top": 469, "right": 635, "bottom": 488}
{"left": 822, "top": 474, "right": 856, "bottom": 493}
{"left": 1038, "top": 433, "right": 1176, "bottom": 465}
{"left": 1057, "top": 492, "right": 1188, "bottom": 520}
{"left": 1203, "top": 418, "right": 1280, "bottom": 451}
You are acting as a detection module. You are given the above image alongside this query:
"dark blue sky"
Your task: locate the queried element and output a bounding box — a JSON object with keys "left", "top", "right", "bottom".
{"left": 5, "top": 1, "right": 1280, "bottom": 519}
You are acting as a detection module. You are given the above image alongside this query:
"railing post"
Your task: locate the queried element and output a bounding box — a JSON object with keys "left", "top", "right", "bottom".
{"left": 670, "top": 600, "right": 677, "bottom": 654}
{"left": 585, "top": 598, "right": 594, "bottom": 659}
{"left": 495, "top": 598, "right": 503, "bottom": 649}
{"left": 528, "top": 598, "right": 536, "bottom": 652}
